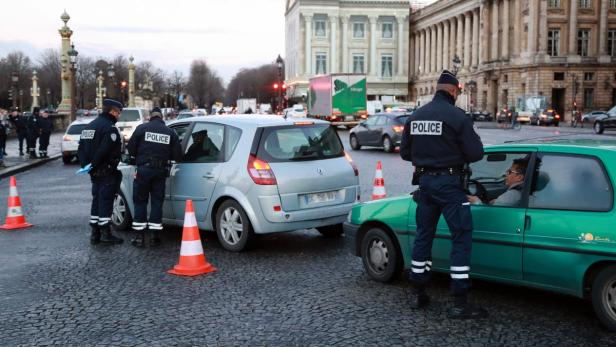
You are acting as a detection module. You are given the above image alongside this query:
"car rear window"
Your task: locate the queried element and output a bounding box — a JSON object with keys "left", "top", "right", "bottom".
{"left": 119, "top": 110, "right": 140, "bottom": 122}
{"left": 395, "top": 115, "right": 409, "bottom": 124}
{"left": 67, "top": 124, "right": 89, "bottom": 135}
{"left": 257, "top": 124, "right": 344, "bottom": 162}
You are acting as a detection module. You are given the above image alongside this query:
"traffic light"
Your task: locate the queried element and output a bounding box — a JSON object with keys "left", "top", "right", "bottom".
{"left": 120, "top": 80, "right": 127, "bottom": 89}
{"left": 282, "top": 84, "right": 287, "bottom": 96}
{"left": 273, "top": 83, "right": 279, "bottom": 90}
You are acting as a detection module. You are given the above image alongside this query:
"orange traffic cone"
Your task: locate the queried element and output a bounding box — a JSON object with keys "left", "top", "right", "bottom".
{"left": 371, "top": 161, "right": 386, "bottom": 200}
{"left": 0, "top": 176, "right": 33, "bottom": 230}
{"left": 168, "top": 199, "right": 216, "bottom": 277}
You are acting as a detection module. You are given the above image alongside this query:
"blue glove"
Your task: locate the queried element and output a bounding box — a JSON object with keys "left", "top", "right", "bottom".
{"left": 75, "top": 163, "right": 92, "bottom": 175}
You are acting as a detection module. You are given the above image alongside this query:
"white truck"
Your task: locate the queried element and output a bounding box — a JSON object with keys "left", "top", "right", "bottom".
{"left": 237, "top": 98, "right": 257, "bottom": 114}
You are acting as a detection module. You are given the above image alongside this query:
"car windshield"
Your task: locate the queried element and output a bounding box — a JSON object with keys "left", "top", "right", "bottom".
{"left": 67, "top": 124, "right": 89, "bottom": 135}
{"left": 257, "top": 124, "right": 344, "bottom": 162}
{"left": 177, "top": 113, "right": 194, "bottom": 119}
{"left": 118, "top": 110, "right": 141, "bottom": 122}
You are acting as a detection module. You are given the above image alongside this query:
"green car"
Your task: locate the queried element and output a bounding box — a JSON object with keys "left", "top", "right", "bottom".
{"left": 344, "top": 139, "right": 616, "bottom": 331}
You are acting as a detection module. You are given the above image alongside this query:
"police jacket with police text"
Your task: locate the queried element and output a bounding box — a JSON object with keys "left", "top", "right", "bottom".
{"left": 38, "top": 117, "right": 53, "bottom": 135}
{"left": 77, "top": 112, "right": 122, "bottom": 170}
{"left": 8, "top": 115, "right": 27, "bottom": 135}
{"left": 400, "top": 90, "right": 483, "bottom": 168}
{"left": 126, "top": 117, "right": 182, "bottom": 166}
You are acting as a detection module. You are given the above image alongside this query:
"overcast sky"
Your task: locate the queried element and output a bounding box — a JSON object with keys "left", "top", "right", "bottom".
{"left": 0, "top": 0, "right": 286, "bottom": 84}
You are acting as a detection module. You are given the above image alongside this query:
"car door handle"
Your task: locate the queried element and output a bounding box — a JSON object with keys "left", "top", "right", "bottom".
{"left": 203, "top": 172, "right": 215, "bottom": 179}
{"left": 524, "top": 215, "right": 531, "bottom": 231}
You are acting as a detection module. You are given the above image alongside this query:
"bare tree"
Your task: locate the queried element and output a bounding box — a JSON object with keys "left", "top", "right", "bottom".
{"left": 187, "top": 59, "right": 224, "bottom": 109}
{"left": 75, "top": 56, "right": 97, "bottom": 109}
{"left": 225, "top": 63, "right": 281, "bottom": 106}
{"left": 36, "top": 49, "right": 62, "bottom": 108}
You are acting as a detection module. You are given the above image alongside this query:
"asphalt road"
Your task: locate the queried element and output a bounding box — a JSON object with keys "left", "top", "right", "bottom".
{"left": 0, "top": 125, "right": 614, "bottom": 346}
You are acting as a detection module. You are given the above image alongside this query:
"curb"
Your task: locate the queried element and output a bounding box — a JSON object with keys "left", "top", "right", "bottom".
{"left": 0, "top": 154, "right": 62, "bottom": 179}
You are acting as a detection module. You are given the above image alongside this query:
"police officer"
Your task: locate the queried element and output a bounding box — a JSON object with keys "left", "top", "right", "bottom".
{"left": 27, "top": 107, "right": 41, "bottom": 159}
{"left": 38, "top": 110, "right": 53, "bottom": 158}
{"left": 77, "top": 99, "right": 124, "bottom": 245}
{"left": 400, "top": 70, "right": 486, "bottom": 319}
{"left": 8, "top": 108, "right": 28, "bottom": 156}
{"left": 126, "top": 107, "right": 182, "bottom": 247}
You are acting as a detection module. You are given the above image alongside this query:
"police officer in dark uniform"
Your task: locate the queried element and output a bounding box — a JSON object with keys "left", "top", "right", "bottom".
{"left": 27, "top": 107, "right": 41, "bottom": 159}
{"left": 38, "top": 110, "right": 53, "bottom": 158}
{"left": 126, "top": 107, "right": 182, "bottom": 247}
{"left": 400, "top": 70, "right": 486, "bottom": 319}
{"left": 8, "top": 108, "right": 28, "bottom": 156}
{"left": 77, "top": 99, "right": 124, "bottom": 245}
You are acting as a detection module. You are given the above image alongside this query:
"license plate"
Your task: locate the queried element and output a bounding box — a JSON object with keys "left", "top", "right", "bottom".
{"left": 344, "top": 115, "right": 355, "bottom": 121}
{"left": 304, "top": 191, "right": 337, "bottom": 205}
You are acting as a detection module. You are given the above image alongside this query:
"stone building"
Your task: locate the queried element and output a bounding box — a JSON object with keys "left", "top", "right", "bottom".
{"left": 285, "top": 0, "right": 410, "bottom": 102}
{"left": 409, "top": 0, "right": 616, "bottom": 119}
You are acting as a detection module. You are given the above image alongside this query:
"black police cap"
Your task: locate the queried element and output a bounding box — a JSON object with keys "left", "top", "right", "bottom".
{"left": 437, "top": 70, "right": 459, "bottom": 87}
{"left": 151, "top": 107, "right": 162, "bottom": 118}
{"left": 103, "top": 98, "right": 123, "bottom": 110}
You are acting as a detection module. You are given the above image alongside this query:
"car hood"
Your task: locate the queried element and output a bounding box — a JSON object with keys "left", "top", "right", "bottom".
{"left": 349, "top": 194, "right": 415, "bottom": 227}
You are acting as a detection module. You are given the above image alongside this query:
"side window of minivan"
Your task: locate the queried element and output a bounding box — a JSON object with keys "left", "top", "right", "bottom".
{"left": 182, "top": 122, "right": 225, "bottom": 163}
{"left": 170, "top": 123, "right": 191, "bottom": 144}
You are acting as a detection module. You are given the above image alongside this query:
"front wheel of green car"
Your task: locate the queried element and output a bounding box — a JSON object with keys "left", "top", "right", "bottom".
{"left": 360, "top": 227, "right": 401, "bottom": 283}
{"left": 592, "top": 265, "right": 616, "bottom": 332}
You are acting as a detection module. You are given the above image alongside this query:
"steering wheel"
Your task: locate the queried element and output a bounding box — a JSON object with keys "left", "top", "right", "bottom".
{"left": 467, "top": 179, "right": 488, "bottom": 202}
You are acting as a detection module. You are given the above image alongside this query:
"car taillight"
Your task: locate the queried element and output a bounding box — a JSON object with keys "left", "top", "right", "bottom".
{"left": 393, "top": 125, "right": 404, "bottom": 133}
{"left": 555, "top": 115, "right": 560, "bottom": 119}
{"left": 345, "top": 151, "right": 359, "bottom": 176}
{"left": 247, "top": 154, "right": 276, "bottom": 185}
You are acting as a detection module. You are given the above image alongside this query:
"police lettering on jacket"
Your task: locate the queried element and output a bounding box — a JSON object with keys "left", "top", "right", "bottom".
{"left": 400, "top": 90, "right": 484, "bottom": 168}
{"left": 77, "top": 112, "right": 122, "bottom": 171}
{"left": 127, "top": 117, "right": 182, "bottom": 167}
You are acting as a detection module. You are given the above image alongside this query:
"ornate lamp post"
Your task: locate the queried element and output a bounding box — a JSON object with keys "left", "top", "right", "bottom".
{"left": 107, "top": 63, "right": 115, "bottom": 99}
{"left": 11, "top": 72, "right": 19, "bottom": 110}
{"left": 276, "top": 54, "right": 284, "bottom": 113}
{"left": 68, "top": 43, "right": 78, "bottom": 122}
{"left": 46, "top": 88, "right": 51, "bottom": 108}
{"left": 452, "top": 55, "right": 461, "bottom": 76}
{"left": 19, "top": 90, "right": 24, "bottom": 111}
{"left": 31, "top": 70, "right": 40, "bottom": 111}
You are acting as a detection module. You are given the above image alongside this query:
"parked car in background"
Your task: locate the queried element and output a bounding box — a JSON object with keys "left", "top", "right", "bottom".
{"left": 176, "top": 111, "right": 205, "bottom": 120}
{"left": 530, "top": 109, "right": 560, "bottom": 126}
{"left": 283, "top": 104, "right": 307, "bottom": 118}
{"left": 112, "top": 115, "right": 360, "bottom": 252}
{"left": 116, "top": 107, "right": 149, "bottom": 141}
{"left": 593, "top": 105, "right": 616, "bottom": 134}
{"left": 497, "top": 108, "right": 514, "bottom": 123}
{"left": 468, "top": 111, "right": 493, "bottom": 122}
{"left": 61, "top": 117, "right": 94, "bottom": 164}
{"left": 349, "top": 112, "right": 410, "bottom": 152}
{"left": 582, "top": 111, "right": 608, "bottom": 125}
{"left": 345, "top": 139, "right": 616, "bottom": 331}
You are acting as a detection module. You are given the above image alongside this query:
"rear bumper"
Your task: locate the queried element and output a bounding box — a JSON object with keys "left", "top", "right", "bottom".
{"left": 343, "top": 222, "right": 361, "bottom": 256}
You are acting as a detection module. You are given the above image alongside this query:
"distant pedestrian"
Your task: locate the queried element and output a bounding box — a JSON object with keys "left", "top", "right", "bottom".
{"left": 27, "top": 107, "right": 41, "bottom": 159}
{"left": 38, "top": 110, "right": 53, "bottom": 158}
{"left": 8, "top": 108, "right": 28, "bottom": 156}
{"left": 77, "top": 98, "right": 124, "bottom": 245}
{"left": 0, "top": 114, "right": 7, "bottom": 156}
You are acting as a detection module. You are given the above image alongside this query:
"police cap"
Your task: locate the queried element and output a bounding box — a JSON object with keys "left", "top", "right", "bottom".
{"left": 150, "top": 107, "right": 162, "bottom": 118}
{"left": 103, "top": 98, "right": 123, "bottom": 110}
{"left": 437, "top": 70, "right": 459, "bottom": 87}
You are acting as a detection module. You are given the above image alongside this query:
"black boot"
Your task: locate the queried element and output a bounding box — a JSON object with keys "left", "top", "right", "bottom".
{"left": 409, "top": 287, "right": 430, "bottom": 309}
{"left": 90, "top": 225, "right": 101, "bottom": 245}
{"left": 149, "top": 230, "right": 161, "bottom": 247}
{"left": 19, "top": 150, "right": 24, "bottom": 156}
{"left": 448, "top": 295, "right": 488, "bottom": 319}
{"left": 131, "top": 232, "right": 145, "bottom": 248}
{"left": 100, "top": 226, "right": 124, "bottom": 245}
{"left": 29, "top": 150, "right": 38, "bottom": 159}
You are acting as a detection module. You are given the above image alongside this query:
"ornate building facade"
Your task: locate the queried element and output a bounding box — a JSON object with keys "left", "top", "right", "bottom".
{"left": 285, "top": 0, "right": 410, "bottom": 102}
{"left": 409, "top": 0, "right": 616, "bottom": 118}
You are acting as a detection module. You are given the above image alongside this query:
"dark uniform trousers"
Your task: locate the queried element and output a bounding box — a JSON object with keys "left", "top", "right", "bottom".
{"left": 132, "top": 166, "right": 166, "bottom": 232}
{"left": 39, "top": 132, "right": 51, "bottom": 153}
{"left": 89, "top": 170, "right": 122, "bottom": 229}
{"left": 410, "top": 174, "right": 472, "bottom": 296}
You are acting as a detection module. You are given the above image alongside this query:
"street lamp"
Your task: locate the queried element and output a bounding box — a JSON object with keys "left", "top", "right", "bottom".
{"left": 276, "top": 54, "right": 284, "bottom": 113}
{"left": 11, "top": 71, "right": 19, "bottom": 110}
{"left": 452, "top": 55, "right": 461, "bottom": 76}
{"left": 19, "top": 89, "right": 23, "bottom": 111}
{"left": 68, "top": 43, "right": 78, "bottom": 122}
{"left": 107, "top": 63, "right": 115, "bottom": 98}
{"left": 46, "top": 88, "right": 51, "bottom": 108}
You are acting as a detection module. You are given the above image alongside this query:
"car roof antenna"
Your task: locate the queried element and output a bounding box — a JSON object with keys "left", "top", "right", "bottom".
{"left": 284, "top": 109, "right": 289, "bottom": 120}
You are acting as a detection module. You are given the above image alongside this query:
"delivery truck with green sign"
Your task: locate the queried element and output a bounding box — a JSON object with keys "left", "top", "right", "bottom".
{"left": 307, "top": 74, "right": 367, "bottom": 126}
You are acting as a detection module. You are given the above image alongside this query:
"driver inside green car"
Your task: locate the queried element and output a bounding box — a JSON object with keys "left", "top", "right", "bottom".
{"left": 468, "top": 158, "right": 528, "bottom": 206}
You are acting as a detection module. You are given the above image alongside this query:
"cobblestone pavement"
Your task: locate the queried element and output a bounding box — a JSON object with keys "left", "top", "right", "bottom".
{"left": 0, "top": 127, "right": 614, "bottom": 346}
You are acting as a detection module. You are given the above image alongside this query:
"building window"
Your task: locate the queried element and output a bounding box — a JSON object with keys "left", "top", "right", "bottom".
{"left": 609, "top": 30, "right": 616, "bottom": 57}
{"left": 315, "top": 53, "right": 327, "bottom": 74}
{"left": 382, "top": 22, "right": 393, "bottom": 39}
{"left": 584, "top": 88, "right": 594, "bottom": 108}
{"left": 584, "top": 72, "right": 594, "bottom": 81}
{"left": 314, "top": 20, "right": 326, "bottom": 37}
{"left": 352, "top": 55, "right": 365, "bottom": 74}
{"left": 548, "top": 0, "right": 560, "bottom": 7}
{"left": 577, "top": 29, "right": 590, "bottom": 56}
{"left": 554, "top": 72, "right": 565, "bottom": 80}
{"left": 611, "top": 0, "right": 616, "bottom": 8}
{"left": 579, "top": 0, "right": 591, "bottom": 8}
{"left": 547, "top": 29, "right": 560, "bottom": 56}
{"left": 381, "top": 54, "right": 393, "bottom": 78}
{"left": 353, "top": 22, "right": 365, "bottom": 38}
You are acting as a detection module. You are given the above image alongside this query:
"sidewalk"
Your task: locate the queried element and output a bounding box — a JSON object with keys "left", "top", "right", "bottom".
{"left": 0, "top": 132, "right": 64, "bottom": 179}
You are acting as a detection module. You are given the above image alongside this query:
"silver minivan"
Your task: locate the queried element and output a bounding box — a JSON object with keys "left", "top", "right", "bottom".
{"left": 112, "top": 115, "right": 360, "bottom": 251}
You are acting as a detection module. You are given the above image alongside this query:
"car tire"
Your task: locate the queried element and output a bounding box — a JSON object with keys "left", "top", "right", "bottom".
{"left": 382, "top": 135, "right": 394, "bottom": 153}
{"left": 62, "top": 155, "right": 72, "bottom": 165}
{"left": 316, "top": 223, "right": 343, "bottom": 238}
{"left": 360, "top": 227, "right": 401, "bottom": 283}
{"left": 591, "top": 265, "right": 616, "bottom": 332}
{"left": 350, "top": 134, "right": 361, "bottom": 150}
{"left": 215, "top": 199, "right": 254, "bottom": 252}
{"left": 111, "top": 191, "right": 132, "bottom": 231}
{"left": 594, "top": 121, "right": 605, "bottom": 134}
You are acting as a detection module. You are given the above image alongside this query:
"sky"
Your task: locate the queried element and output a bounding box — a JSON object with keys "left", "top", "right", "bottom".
{"left": 0, "top": 0, "right": 286, "bottom": 84}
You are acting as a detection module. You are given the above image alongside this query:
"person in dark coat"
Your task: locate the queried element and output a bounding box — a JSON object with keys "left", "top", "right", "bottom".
{"left": 27, "top": 107, "right": 41, "bottom": 159}
{"left": 38, "top": 110, "right": 54, "bottom": 158}
{"left": 8, "top": 108, "right": 28, "bottom": 156}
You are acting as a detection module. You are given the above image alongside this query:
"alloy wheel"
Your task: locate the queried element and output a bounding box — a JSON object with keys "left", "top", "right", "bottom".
{"left": 219, "top": 207, "right": 243, "bottom": 245}
{"left": 607, "top": 279, "right": 616, "bottom": 318}
{"left": 111, "top": 194, "right": 126, "bottom": 225}
{"left": 368, "top": 238, "right": 389, "bottom": 273}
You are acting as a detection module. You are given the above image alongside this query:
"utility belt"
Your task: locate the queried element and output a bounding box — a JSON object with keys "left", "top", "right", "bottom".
{"left": 143, "top": 158, "right": 168, "bottom": 169}
{"left": 412, "top": 166, "right": 466, "bottom": 185}
{"left": 91, "top": 163, "right": 119, "bottom": 178}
